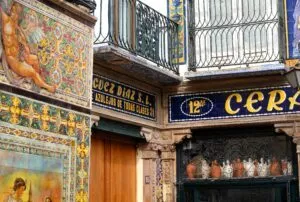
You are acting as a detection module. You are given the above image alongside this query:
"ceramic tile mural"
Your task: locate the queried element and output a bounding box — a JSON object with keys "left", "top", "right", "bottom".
{"left": 0, "top": 0, "right": 93, "bottom": 108}
{"left": 0, "top": 90, "right": 91, "bottom": 202}
{"left": 168, "top": 0, "right": 186, "bottom": 64}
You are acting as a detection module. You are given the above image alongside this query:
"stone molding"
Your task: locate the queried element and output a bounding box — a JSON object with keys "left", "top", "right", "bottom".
{"left": 139, "top": 143, "right": 175, "bottom": 153}
{"left": 171, "top": 128, "right": 192, "bottom": 144}
{"left": 161, "top": 151, "right": 176, "bottom": 160}
{"left": 91, "top": 114, "right": 100, "bottom": 127}
{"left": 275, "top": 122, "right": 300, "bottom": 146}
{"left": 141, "top": 150, "right": 159, "bottom": 159}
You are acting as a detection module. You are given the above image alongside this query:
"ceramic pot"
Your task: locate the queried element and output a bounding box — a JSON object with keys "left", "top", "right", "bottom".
{"left": 186, "top": 162, "right": 196, "bottom": 179}
{"left": 270, "top": 158, "right": 281, "bottom": 176}
{"left": 211, "top": 160, "right": 221, "bottom": 179}
{"left": 233, "top": 158, "right": 244, "bottom": 177}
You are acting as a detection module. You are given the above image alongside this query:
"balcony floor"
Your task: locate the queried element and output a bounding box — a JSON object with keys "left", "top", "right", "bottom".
{"left": 93, "top": 45, "right": 182, "bottom": 86}
{"left": 185, "top": 64, "right": 286, "bottom": 81}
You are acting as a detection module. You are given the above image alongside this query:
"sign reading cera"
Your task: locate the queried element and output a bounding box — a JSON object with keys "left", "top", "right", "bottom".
{"left": 169, "top": 86, "right": 300, "bottom": 122}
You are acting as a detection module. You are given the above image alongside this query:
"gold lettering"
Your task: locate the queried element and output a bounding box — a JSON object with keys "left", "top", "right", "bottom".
{"left": 138, "top": 92, "right": 142, "bottom": 103}
{"left": 109, "top": 83, "right": 115, "bottom": 94}
{"left": 244, "top": 91, "right": 264, "bottom": 113}
{"left": 104, "top": 81, "right": 109, "bottom": 92}
{"left": 225, "top": 93, "right": 242, "bottom": 115}
{"left": 93, "top": 78, "right": 99, "bottom": 89}
{"left": 289, "top": 90, "right": 300, "bottom": 110}
{"left": 117, "top": 86, "right": 122, "bottom": 96}
{"left": 267, "top": 90, "right": 286, "bottom": 111}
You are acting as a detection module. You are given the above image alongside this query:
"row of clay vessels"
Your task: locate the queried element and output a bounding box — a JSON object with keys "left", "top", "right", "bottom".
{"left": 186, "top": 157, "right": 293, "bottom": 179}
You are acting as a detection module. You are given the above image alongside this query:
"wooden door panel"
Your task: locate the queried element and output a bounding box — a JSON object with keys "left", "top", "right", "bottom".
{"left": 90, "top": 133, "right": 136, "bottom": 202}
{"left": 90, "top": 137, "right": 105, "bottom": 202}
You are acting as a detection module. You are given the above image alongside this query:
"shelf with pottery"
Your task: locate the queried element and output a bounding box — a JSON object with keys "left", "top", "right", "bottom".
{"left": 182, "top": 175, "right": 297, "bottom": 186}
{"left": 184, "top": 157, "right": 296, "bottom": 184}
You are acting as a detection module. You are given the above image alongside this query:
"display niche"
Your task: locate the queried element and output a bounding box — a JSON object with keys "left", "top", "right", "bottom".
{"left": 178, "top": 127, "right": 297, "bottom": 180}
{"left": 176, "top": 127, "right": 299, "bottom": 202}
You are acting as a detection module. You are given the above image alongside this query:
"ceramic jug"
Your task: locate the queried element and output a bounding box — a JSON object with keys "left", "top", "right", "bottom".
{"left": 258, "top": 158, "right": 268, "bottom": 177}
{"left": 287, "top": 161, "right": 293, "bottom": 175}
{"left": 201, "top": 159, "right": 210, "bottom": 179}
{"left": 233, "top": 158, "right": 244, "bottom": 177}
{"left": 186, "top": 162, "right": 196, "bottom": 179}
{"left": 281, "top": 159, "right": 288, "bottom": 175}
{"left": 270, "top": 157, "right": 281, "bottom": 176}
{"left": 245, "top": 158, "right": 255, "bottom": 177}
{"left": 223, "top": 160, "right": 233, "bottom": 178}
{"left": 211, "top": 160, "right": 221, "bottom": 179}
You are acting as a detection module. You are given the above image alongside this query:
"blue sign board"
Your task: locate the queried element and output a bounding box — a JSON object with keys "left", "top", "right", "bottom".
{"left": 93, "top": 75, "right": 156, "bottom": 120}
{"left": 169, "top": 86, "right": 300, "bottom": 122}
{"left": 286, "top": 0, "right": 300, "bottom": 58}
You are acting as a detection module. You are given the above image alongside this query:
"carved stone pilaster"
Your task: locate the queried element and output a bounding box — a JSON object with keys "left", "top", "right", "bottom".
{"left": 171, "top": 128, "right": 192, "bottom": 144}
{"left": 161, "top": 151, "right": 176, "bottom": 202}
{"left": 138, "top": 140, "right": 176, "bottom": 202}
{"left": 161, "top": 151, "right": 176, "bottom": 160}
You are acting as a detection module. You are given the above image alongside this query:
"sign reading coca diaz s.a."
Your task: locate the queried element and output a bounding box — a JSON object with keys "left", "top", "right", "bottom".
{"left": 169, "top": 86, "right": 300, "bottom": 122}
{"left": 92, "top": 75, "right": 156, "bottom": 120}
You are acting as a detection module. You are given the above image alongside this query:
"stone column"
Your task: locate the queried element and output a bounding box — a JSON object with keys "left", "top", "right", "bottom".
{"left": 161, "top": 150, "right": 176, "bottom": 202}
{"left": 140, "top": 144, "right": 160, "bottom": 202}
{"left": 138, "top": 128, "right": 192, "bottom": 202}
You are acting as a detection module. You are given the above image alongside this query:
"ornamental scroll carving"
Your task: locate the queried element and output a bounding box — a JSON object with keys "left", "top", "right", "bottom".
{"left": 275, "top": 122, "right": 300, "bottom": 145}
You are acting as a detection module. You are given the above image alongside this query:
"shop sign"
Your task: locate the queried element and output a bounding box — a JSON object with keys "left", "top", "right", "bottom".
{"left": 169, "top": 86, "right": 300, "bottom": 122}
{"left": 92, "top": 75, "right": 156, "bottom": 120}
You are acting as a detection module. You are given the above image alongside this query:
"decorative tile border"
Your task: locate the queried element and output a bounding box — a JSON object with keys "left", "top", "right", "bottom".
{"left": 0, "top": 90, "right": 91, "bottom": 202}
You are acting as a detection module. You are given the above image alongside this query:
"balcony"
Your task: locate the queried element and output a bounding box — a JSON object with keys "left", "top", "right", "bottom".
{"left": 187, "top": 0, "right": 286, "bottom": 79}
{"left": 93, "top": 0, "right": 181, "bottom": 85}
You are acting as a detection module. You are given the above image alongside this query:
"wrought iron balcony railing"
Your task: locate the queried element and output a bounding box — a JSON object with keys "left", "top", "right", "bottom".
{"left": 66, "top": 0, "right": 97, "bottom": 13}
{"left": 94, "top": 0, "right": 179, "bottom": 74}
{"left": 188, "top": 0, "right": 285, "bottom": 70}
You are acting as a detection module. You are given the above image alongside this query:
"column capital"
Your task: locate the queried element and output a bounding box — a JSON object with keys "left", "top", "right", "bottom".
{"left": 275, "top": 121, "right": 300, "bottom": 145}
{"left": 140, "top": 127, "right": 156, "bottom": 142}
{"left": 171, "top": 128, "right": 192, "bottom": 144}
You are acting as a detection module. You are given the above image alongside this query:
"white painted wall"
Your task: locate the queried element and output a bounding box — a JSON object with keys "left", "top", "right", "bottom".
{"left": 140, "top": 0, "right": 167, "bottom": 15}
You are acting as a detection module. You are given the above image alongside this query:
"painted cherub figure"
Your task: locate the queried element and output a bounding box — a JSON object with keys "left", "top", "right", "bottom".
{"left": 1, "top": 2, "right": 56, "bottom": 93}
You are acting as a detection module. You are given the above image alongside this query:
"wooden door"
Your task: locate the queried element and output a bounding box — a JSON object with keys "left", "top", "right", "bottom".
{"left": 89, "top": 132, "right": 137, "bottom": 202}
